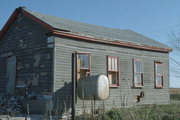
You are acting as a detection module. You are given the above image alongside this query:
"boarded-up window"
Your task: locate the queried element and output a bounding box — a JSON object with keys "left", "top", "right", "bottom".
{"left": 155, "top": 62, "right": 163, "bottom": 88}
{"left": 6, "top": 56, "right": 16, "bottom": 94}
{"left": 133, "top": 59, "right": 143, "bottom": 87}
{"left": 107, "top": 56, "right": 119, "bottom": 87}
{"left": 77, "top": 53, "right": 90, "bottom": 80}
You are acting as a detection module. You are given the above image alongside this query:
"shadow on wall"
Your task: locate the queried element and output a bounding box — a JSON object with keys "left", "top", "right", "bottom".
{"left": 52, "top": 82, "right": 72, "bottom": 116}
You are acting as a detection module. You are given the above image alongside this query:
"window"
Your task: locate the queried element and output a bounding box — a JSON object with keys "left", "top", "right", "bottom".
{"left": 133, "top": 59, "right": 143, "bottom": 87}
{"left": 47, "top": 36, "right": 54, "bottom": 48}
{"left": 77, "top": 53, "right": 90, "bottom": 80}
{"left": 79, "top": 54, "right": 89, "bottom": 69}
{"left": 155, "top": 62, "right": 163, "bottom": 88}
{"left": 107, "top": 56, "right": 119, "bottom": 87}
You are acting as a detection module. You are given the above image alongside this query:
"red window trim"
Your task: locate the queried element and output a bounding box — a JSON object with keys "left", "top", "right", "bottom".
{"left": 154, "top": 61, "right": 164, "bottom": 88}
{"left": 133, "top": 59, "right": 144, "bottom": 88}
{"left": 107, "top": 56, "right": 119, "bottom": 87}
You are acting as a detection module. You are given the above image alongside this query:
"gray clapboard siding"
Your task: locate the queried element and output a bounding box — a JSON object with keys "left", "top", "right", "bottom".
{"left": 53, "top": 36, "right": 169, "bottom": 112}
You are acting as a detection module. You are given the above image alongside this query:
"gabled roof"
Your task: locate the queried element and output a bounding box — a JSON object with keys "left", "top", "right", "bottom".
{"left": 0, "top": 7, "right": 172, "bottom": 52}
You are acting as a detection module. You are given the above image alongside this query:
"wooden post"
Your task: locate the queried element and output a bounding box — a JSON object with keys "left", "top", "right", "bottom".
{"left": 72, "top": 52, "right": 76, "bottom": 120}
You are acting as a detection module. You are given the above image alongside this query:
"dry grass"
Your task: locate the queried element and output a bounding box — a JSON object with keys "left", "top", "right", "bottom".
{"left": 170, "top": 88, "right": 180, "bottom": 94}
{"left": 170, "top": 88, "right": 180, "bottom": 101}
{"left": 76, "top": 104, "right": 180, "bottom": 120}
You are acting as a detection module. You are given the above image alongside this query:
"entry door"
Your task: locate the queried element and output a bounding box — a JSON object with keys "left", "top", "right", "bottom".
{"left": 6, "top": 56, "right": 16, "bottom": 94}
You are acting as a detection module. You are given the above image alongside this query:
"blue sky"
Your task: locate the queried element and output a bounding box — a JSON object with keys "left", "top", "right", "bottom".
{"left": 0, "top": 0, "right": 180, "bottom": 87}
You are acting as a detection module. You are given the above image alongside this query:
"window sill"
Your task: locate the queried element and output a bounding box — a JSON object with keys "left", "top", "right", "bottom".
{"left": 155, "top": 86, "right": 163, "bottom": 89}
{"left": 110, "top": 85, "right": 119, "bottom": 88}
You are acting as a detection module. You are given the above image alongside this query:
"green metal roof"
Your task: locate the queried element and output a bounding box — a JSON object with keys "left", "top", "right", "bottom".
{"left": 23, "top": 8, "right": 171, "bottom": 50}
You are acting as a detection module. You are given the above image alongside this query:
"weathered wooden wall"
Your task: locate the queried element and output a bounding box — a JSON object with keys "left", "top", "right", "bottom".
{"left": 53, "top": 36, "right": 170, "bottom": 114}
{"left": 0, "top": 13, "right": 53, "bottom": 94}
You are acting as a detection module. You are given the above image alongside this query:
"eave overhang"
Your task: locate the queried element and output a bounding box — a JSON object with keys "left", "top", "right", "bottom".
{"left": 52, "top": 30, "right": 172, "bottom": 52}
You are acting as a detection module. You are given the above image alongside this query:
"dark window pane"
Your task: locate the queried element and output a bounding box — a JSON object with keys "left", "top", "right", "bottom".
{"left": 108, "top": 72, "right": 117, "bottom": 84}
